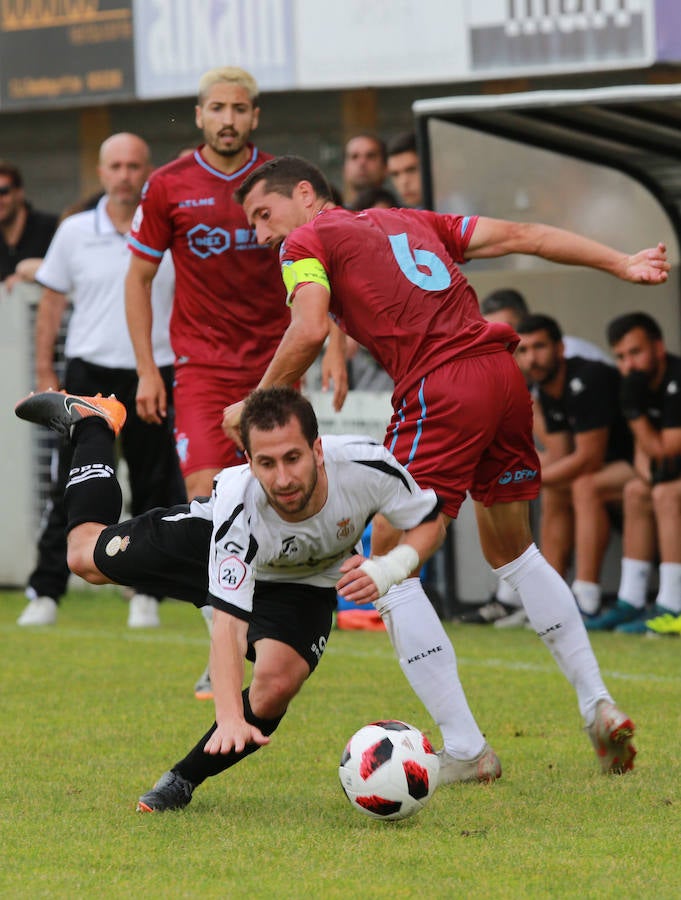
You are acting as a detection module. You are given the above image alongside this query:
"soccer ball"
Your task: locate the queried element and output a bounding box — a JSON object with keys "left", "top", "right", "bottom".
{"left": 338, "top": 720, "right": 440, "bottom": 820}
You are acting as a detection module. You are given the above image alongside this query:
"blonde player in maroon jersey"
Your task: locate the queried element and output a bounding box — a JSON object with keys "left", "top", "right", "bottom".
{"left": 226, "top": 155, "right": 670, "bottom": 778}
{"left": 126, "top": 74, "right": 346, "bottom": 700}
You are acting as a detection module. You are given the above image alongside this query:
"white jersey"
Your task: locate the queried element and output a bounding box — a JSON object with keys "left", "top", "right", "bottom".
{"left": 201, "top": 435, "right": 439, "bottom": 617}
{"left": 35, "top": 195, "right": 174, "bottom": 369}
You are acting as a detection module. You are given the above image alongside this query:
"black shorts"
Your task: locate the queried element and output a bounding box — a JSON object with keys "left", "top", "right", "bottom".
{"left": 93, "top": 504, "right": 212, "bottom": 607}
{"left": 93, "top": 507, "right": 336, "bottom": 672}
{"left": 237, "top": 581, "right": 336, "bottom": 673}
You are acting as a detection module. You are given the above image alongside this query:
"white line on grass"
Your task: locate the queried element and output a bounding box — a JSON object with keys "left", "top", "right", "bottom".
{"left": 5, "top": 623, "right": 679, "bottom": 685}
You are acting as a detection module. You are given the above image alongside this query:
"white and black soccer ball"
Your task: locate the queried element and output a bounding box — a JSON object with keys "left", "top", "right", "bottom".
{"left": 338, "top": 719, "right": 440, "bottom": 821}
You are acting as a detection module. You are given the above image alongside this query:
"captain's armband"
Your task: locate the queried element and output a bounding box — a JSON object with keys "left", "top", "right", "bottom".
{"left": 281, "top": 258, "right": 330, "bottom": 306}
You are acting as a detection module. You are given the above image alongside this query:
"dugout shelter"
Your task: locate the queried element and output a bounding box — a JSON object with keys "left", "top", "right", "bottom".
{"left": 413, "top": 83, "right": 681, "bottom": 607}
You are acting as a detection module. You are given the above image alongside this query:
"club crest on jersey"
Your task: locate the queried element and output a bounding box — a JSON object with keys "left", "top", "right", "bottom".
{"left": 187, "top": 224, "right": 231, "bottom": 258}
{"left": 336, "top": 517, "right": 353, "bottom": 540}
{"left": 218, "top": 555, "right": 247, "bottom": 590}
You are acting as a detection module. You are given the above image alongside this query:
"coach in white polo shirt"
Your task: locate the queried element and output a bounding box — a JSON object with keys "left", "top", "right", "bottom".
{"left": 18, "top": 133, "right": 185, "bottom": 629}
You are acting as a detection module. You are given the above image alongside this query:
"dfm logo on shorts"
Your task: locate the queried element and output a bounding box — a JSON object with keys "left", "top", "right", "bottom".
{"left": 498, "top": 467, "right": 538, "bottom": 485}
{"left": 187, "top": 223, "right": 230, "bottom": 258}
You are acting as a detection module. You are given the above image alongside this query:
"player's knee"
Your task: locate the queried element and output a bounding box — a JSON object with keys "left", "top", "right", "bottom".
{"left": 251, "top": 671, "right": 303, "bottom": 718}
{"left": 66, "top": 546, "right": 103, "bottom": 582}
{"left": 623, "top": 477, "right": 650, "bottom": 508}
{"left": 651, "top": 479, "right": 681, "bottom": 517}
{"left": 66, "top": 527, "right": 107, "bottom": 583}
{"left": 571, "top": 472, "right": 596, "bottom": 504}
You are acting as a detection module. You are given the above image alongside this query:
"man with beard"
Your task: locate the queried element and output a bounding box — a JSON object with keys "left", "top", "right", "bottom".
{"left": 125, "top": 68, "right": 347, "bottom": 698}
{"left": 222, "top": 156, "right": 673, "bottom": 778}
{"left": 515, "top": 314, "right": 635, "bottom": 619}
{"left": 587, "top": 312, "right": 681, "bottom": 635}
{"left": 0, "top": 159, "right": 57, "bottom": 291}
{"left": 15, "top": 386, "right": 499, "bottom": 812}
{"left": 17, "top": 133, "right": 184, "bottom": 629}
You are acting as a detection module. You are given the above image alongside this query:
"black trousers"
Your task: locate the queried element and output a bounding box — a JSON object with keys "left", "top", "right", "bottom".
{"left": 27, "top": 358, "right": 186, "bottom": 602}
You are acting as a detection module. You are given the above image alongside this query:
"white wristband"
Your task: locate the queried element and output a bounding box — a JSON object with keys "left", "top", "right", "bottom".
{"left": 359, "top": 544, "right": 420, "bottom": 597}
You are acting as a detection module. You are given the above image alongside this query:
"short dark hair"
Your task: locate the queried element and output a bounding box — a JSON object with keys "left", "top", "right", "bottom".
{"left": 350, "top": 186, "right": 400, "bottom": 210}
{"left": 344, "top": 132, "right": 387, "bottom": 164}
{"left": 235, "top": 155, "right": 334, "bottom": 206}
{"left": 480, "top": 288, "right": 529, "bottom": 317}
{"left": 516, "top": 313, "right": 563, "bottom": 343}
{"left": 0, "top": 159, "right": 23, "bottom": 189}
{"left": 606, "top": 311, "right": 663, "bottom": 346}
{"left": 240, "top": 387, "right": 319, "bottom": 456}
{"left": 387, "top": 131, "right": 417, "bottom": 158}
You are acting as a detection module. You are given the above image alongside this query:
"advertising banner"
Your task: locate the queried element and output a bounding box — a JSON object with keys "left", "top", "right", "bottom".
{"left": 0, "top": 0, "right": 135, "bottom": 109}
{"left": 133, "top": 0, "right": 295, "bottom": 99}
{"left": 465, "top": 0, "right": 655, "bottom": 77}
{"left": 294, "top": 0, "right": 469, "bottom": 88}
{"left": 654, "top": 0, "right": 681, "bottom": 60}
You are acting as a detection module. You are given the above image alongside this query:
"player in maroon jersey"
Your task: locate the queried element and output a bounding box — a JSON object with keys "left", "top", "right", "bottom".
{"left": 125, "top": 75, "right": 346, "bottom": 700}
{"left": 125, "top": 70, "right": 346, "bottom": 502}
{"left": 225, "top": 155, "right": 670, "bottom": 775}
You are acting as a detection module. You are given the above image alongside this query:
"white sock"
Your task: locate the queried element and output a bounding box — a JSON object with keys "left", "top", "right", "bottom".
{"left": 571, "top": 580, "right": 601, "bottom": 616}
{"left": 375, "top": 578, "right": 486, "bottom": 759}
{"left": 655, "top": 562, "right": 681, "bottom": 614}
{"left": 201, "top": 604, "right": 213, "bottom": 635}
{"left": 617, "top": 558, "right": 652, "bottom": 609}
{"left": 494, "top": 544, "right": 611, "bottom": 725}
{"left": 496, "top": 578, "right": 521, "bottom": 607}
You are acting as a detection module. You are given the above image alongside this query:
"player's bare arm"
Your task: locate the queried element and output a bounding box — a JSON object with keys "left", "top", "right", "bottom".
{"left": 627, "top": 418, "right": 681, "bottom": 462}
{"left": 540, "top": 427, "right": 609, "bottom": 486}
{"left": 222, "top": 282, "right": 331, "bottom": 445}
{"left": 34, "top": 287, "right": 68, "bottom": 391}
{"left": 464, "top": 217, "right": 669, "bottom": 284}
{"left": 259, "top": 282, "right": 331, "bottom": 388}
{"left": 124, "top": 254, "right": 167, "bottom": 424}
{"left": 204, "top": 609, "right": 269, "bottom": 755}
{"left": 337, "top": 516, "right": 446, "bottom": 603}
{"left": 320, "top": 321, "right": 348, "bottom": 412}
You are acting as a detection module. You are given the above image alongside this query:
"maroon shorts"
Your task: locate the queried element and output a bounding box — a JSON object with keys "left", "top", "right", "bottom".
{"left": 173, "top": 365, "right": 248, "bottom": 477}
{"left": 386, "top": 350, "right": 540, "bottom": 518}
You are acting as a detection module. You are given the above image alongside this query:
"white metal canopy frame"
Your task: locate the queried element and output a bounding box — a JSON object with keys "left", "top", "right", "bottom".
{"left": 413, "top": 83, "right": 681, "bottom": 239}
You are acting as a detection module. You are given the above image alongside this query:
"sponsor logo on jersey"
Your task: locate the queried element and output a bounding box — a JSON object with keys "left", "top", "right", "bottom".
{"left": 186, "top": 224, "right": 261, "bottom": 258}
{"left": 187, "top": 224, "right": 231, "bottom": 258}
{"left": 569, "top": 377, "right": 585, "bottom": 395}
{"left": 280, "top": 535, "right": 299, "bottom": 558}
{"left": 498, "top": 468, "right": 538, "bottom": 485}
{"left": 667, "top": 380, "right": 678, "bottom": 395}
{"left": 178, "top": 197, "right": 216, "bottom": 208}
{"left": 235, "top": 227, "right": 260, "bottom": 249}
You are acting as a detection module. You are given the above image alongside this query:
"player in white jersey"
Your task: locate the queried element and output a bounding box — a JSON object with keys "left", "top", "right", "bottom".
{"left": 15, "top": 386, "right": 501, "bottom": 812}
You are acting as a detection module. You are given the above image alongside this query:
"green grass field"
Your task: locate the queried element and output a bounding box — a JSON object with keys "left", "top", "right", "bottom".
{"left": 2, "top": 587, "right": 680, "bottom": 899}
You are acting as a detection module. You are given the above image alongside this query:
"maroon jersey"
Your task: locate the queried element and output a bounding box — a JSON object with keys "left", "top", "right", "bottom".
{"left": 129, "top": 145, "right": 288, "bottom": 375}
{"left": 280, "top": 207, "right": 517, "bottom": 396}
